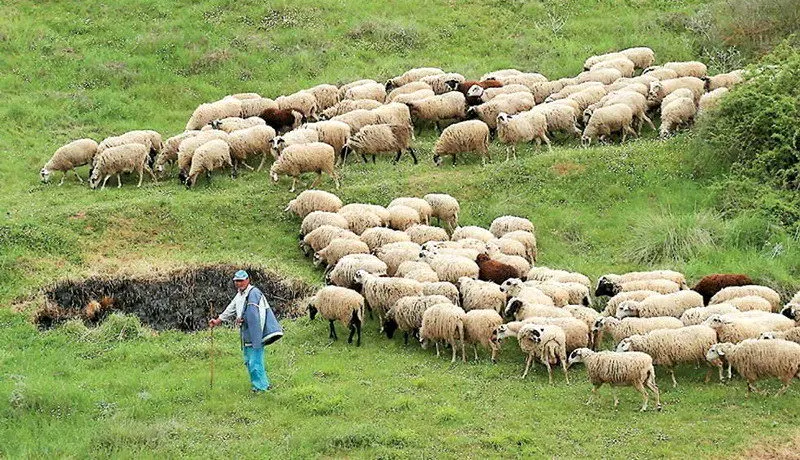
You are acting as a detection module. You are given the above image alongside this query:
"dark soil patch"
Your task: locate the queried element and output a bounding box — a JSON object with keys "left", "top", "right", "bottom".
{"left": 35, "top": 265, "right": 315, "bottom": 331}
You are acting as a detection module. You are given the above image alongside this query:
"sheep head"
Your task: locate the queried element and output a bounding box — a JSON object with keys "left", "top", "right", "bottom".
{"left": 567, "top": 347, "right": 594, "bottom": 368}
{"left": 40, "top": 167, "right": 51, "bottom": 183}
{"left": 504, "top": 297, "right": 523, "bottom": 320}
{"left": 615, "top": 300, "right": 639, "bottom": 319}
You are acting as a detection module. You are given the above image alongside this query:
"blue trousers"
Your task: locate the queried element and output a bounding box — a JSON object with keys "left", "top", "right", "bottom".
{"left": 243, "top": 346, "right": 270, "bottom": 391}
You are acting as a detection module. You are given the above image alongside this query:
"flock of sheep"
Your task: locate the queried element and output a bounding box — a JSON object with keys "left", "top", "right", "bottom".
{"left": 289, "top": 189, "right": 800, "bottom": 411}
{"left": 39, "top": 47, "right": 744, "bottom": 190}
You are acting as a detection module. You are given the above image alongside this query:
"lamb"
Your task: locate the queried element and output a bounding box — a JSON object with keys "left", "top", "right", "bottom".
{"left": 591, "top": 58, "right": 635, "bottom": 78}
{"left": 706, "top": 339, "right": 800, "bottom": 395}
{"left": 342, "top": 124, "right": 417, "bottom": 164}
{"left": 270, "top": 128, "right": 320, "bottom": 159}
{"left": 663, "top": 61, "right": 708, "bottom": 78}
{"left": 40, "top": 138, "right": 99, "bottom": 185}
{"left": 592, "top": 316, "right": 684, "bottom": 350}
{"left": 567, "top": 348, "right": 661, "bottom": 411}
{"left": 499, "top": 278, "right": 555, "bottom": 306}
{"left": 502, "top": 231, "right": 538, "bottom": 263}
{"left": 463, "top": 309, "right": 504, "bottom": 362}
{"left": 359, "top": 227, "right": 412, "bottom": 251}
{"left": 641, "top": 66, "right": 679, "bottom": 80}
{"left": 227, "top": 125, "right": 276, "bottom": 174}
{"left": 89, "top": 143, "right": 157, "bottom": 190}
{"left": 659, "top": 96, "right": 696, "bottom": 138}
{"left": 301, "top": 225, "right": 360, "bottom": 256}
{"left": 698, "top": 88, "right": 729, "bottom": 116}
{"left": 343, "top": 81, "right": 386, "bottom": 103}
{"left": 276, "top": 91, "right": 318, "bottom": 121}
{"left": 208, "top": 116, "right": 266, "bottom": 133}
{"left": 284, "top": 190, "right": 343, "bottom": 218}
{"left": 615, "top": 290, "right": 704, "bottom": 319}
{"left": 617, "top": 325, "right": 718, "bottom": 386}
{"left": 154, "top": 131, "right": 200, "bottom": 175}
{"left": 504, "top": 298, "right": 572, "bottom": 321}
{"left": 518, "top": 324, "right": 570, "bottom": 383}
{"left": 385, "top": 67, "right": 444, "bottom": 91}
{"left": 325, "top": 254, "right": 387, "bottom": 289}
{"left": 354, "top": 270, "right": 423, "bottom": 325}
{"left": 528, "top": 103, "right": 582, "bottom": 139}
{"left": 423, "top": 193, "right": 460, "bottom": 233}
{"left": 307, "top": 84, "right": 341, "bottom": 111}
{"left": 320, "top": 99, "right": 383, "bottom": 119}
{"left": 692, "top": 273, "right": 753, "bottom": 305}
{"left": 269, "top": 142, "right": 339, "bottom": 192}
{"left": 338, "top": 207, "right": 382, "bottom": 235}
{"left": 300, "top": 211, "right": 349, "bottom": 237}
{"left": 680, "top": 304, "right": 741, "bottom": 326}
{"left": 581, "top": 103, "right": 636, "bottom": 147}
{"left": 330, "top": 109, "right": 381, "bottom": 134}
{"left": 418, "top": 250, "right": 480, "bottom": 283}
{"left": 647, "top": 77, "right": 705, "bottom": 107}
{"left": 419, "top": 304, "right": 467, "bottom": 363}
{"left": 702, "top": 69, "right": 744, "bottom": 91}
{"left": 420, "top": 73, "right": 465, "bottom": 94}
{"left": 760, "top": 327, "right": 800, "bottom": 345}
{"left": 302, "top": 121, "right": 352, "bottom": 164}
{"left": 710, "top": 285, "right": 782, "bottom": 312}
{"left": 423, "top": 281, "right": 460, "bottom": 306}
{"left": 495, "top": 111, "right": 550, "bottom": 160}
{"left": 383, "top": 295, "right": 453, "bottom": 344}
{"left": 386, "top": 82, "right": 433, "bottom": 102}
{"left": 308, "top": 286, "right": 365, "bottom": 346}
{"left": 258, "top": 108, "right": 303, "bottom": 133}
{"left": 314, "top": 238, "right": 371, "bottom": 271}
{"left": 458, "top": 277, "right": 506, "bottom": 313}
{"left": 433, "top": 120, "right": 491, "bottom": 167}
{"left": 186, "top": 98, "right": 243, "bottom": 130}
{"left": 406, "top": 92, "right": 467, "bottom": 131}
{"left": 704, "top": 314, "right": 795, "bottom": 343}
{"left": 185, "top": 139, "right": 233, "bottom": 188}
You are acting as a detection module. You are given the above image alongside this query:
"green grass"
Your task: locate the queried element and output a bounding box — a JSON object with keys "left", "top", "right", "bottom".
{"left": 2, "top": 0, "right": 800, "bottom": 457}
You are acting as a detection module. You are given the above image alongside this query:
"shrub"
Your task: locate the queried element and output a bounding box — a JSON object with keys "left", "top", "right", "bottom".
{"left": 623, "top": 210, "right": 723, "bottom": 265}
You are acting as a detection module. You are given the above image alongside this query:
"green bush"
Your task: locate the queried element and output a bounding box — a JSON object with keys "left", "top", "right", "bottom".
{"left": 623, "top": 210, "right": 723, "bottom": 265}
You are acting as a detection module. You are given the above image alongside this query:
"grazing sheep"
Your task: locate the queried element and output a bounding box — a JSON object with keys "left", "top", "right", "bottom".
{"left": 528, "top": 80, "right": 567, "bottom": 104}
{"left": 647, "top": 77, "right": 705, "bottom": 107}
{"left": 227, "top": 124, "right": 276, "bottom": 173}
{"left": 301, "top": 225, "right": 359, "bottom": 256}
{"left": 502, "top": 231, "right": 538, "bottom": 263}
{"left": 447, "top": 226, "right": 492, "bottom": 243}
{"left": 522, "top": 281, "right": 569, "bottom": 307}
{"left": 706, "top": 339, "right": 800, "bottom": 395}
{"left": 528, "top": 103, "right": 582, "bottom": 139}
{"left": 527, "top": 267, "right": 590, "bottom": 288}
{"left": 760, "top": 327, "right": 800, "bottom": 345}
{"left": 386, "top": 205, "right": 421, "bottom": 231}
{"left": 41, "top": 138, "right": 98, "bottom": 185}
{"left": 344, "top": 81, "right": 386, "bottom": 103}
{"left": 420, "top": 73, "right": 465, "bottom": 94}
{"left": 97, "top": 130, "right": 163, "bottom": 166}
{"left": 321, "top": 99, "right": 383, "bottom": 119}
{"left": 228, "top": 93, "right": 262, "bottom": 100}
{"left": 270, "top": 128, "right": 320, "bottom": 159}
{"left": 446, "top": 79, "right": 503, "bottom": 98}
{"left": 314, "top": 238, "right": 371, "bottom": 271}
{"left": 663, "top": 61, "right": 708, "bottom": 78}
{"left": 698, "top": 87, "right": 730, "bottom": 116}
{"left": 384, "top": 295, "right": 453, "bottom": 343}
{"left": 491, "top": 253, "right": 530, "bottom": 279}
{"left": 473, "top": 85, "right": 534, "bottom": 104}
{"left": 302, "top": 121, "right": 352, "bottom": 164}
{"left": 659, "top": 97, "right": 696, "bottom": 138}
{"left": 726, "top": 295, "right": 773, "bottom": 313}
{"left": 338, "top": 208, "right": 382, "bottom": 235}
{"left": 504, "top": 298, "right": 571, "bottom": 321}
{"left": 576, "top": 68, "right": 623, "bottom": 85}
{"left": 472, "top": 253, "right": 516, "bottom": 285}
{"left": 396, "top": 260, "right": 435, "bottom": 277}
{"left": 276, "top": 91, "right": 318, "bottom": 121}
{"left": 308, "top": 286, "right": 365, "bottom": 346}
{"left": 360, "top": 227, "right": 412, "bottom": 252}
{"left": 285, "top": 190, "right": 343, "bottom": 218}
{"left": 338, "top": 79, "right": 379, "bottom": 99}
{"left": 354, "top": 270, "right": 423, "bottom": 324}
{"left": 258, "top": 108, "right": 303, "bottom": 133}
{"left": 581, "top": 103, "right": 636, "bottom": 147}
{"left": 481, "top": 69, "right": 523, "bottom": 80}
{"left": 325, "top": 254, "right": 388, "bottom": 289}
{"left": 331, "top": 109, "right": 381, "bottom": 134}
{"left": 388, "top": 198, "right": 432, "bottom": 225}
{"left": 391, "top": 89, "right": 437, "bottom": 105}
{"left": 433, "top": 120, "right": 491, "bottom": 167}
{"left": 404, "top": 225, "right": 448, "bottom": 245}
{"left": 592, "top": 316, "right": 684, "bottom": 350}
{"left": 702, "top": 69, "right": 744, "bottom": 91}
{"left": 536, "top": 281, "right": 591, "bottom": 307}
{"left": 710, "top": 285, "right": 782, "bottom": 312}
{"left": 619, "top": 47, "right": 656, "bottom": 69}
{"left": 385, "top": 67, "right": 444, "bottom": 91}
{"left": 423, "top": 193, "right": 460, "bottom": 233}
{"left": 692, "top": 274, "right": 753, "bottom": 305}
{"left": 269, "top": 142, "right": 339, "bottom": 192}
{"left": 458, "top": 277, "right": 506, "bottom": 313}
{"left": 596, "top": 271, "right": 688, "bottom": 296}
{"left": 308, "top": 84, "right": 341, "bottom": 111}
{"left": 343, "top": 124, "right": 416, "bottom": 164}
{"left": 89, "top": 143, "right": 157, "bottom": 190}
{"left": 155, "top": 131, "right": 200, "bottom": 175}
{"left": 496, "top": 111, "right": 550, "bottom": 160}
{"left": 208, "top": 116, "right": 266, "bottom": 133}
{"left": 419, "top": 250, "right": 480, "bottom": 283}
{"left": 600, "top": 279, "right": 682, "bottom": 298}
{"left": 617, "top": 325, "right": 718, "bottom": 386}
{"left": 615, "top": 290, "right": 704, "bottom": 319}
{"left": 500, "top": 278, "right": 555, "bottom": 306}
{"left": 300, "top": 211, "right": 349, "bottom": 237}
{"left": 406, "top": 92, "right": 467, "bottom": 131}
{"left": 585, "top": 91, "right": 654, "bottom": 134}
{"left": 680, "top": 304, "right": 741, "bottom": 326}
{"left": 386, "top": 82, "right": 433, "bottom": 102}
{"left": 467, "top": 92, "right": 536, "bottom": 130}
{"left": 373, "top": 103, "right": 413, "bottom": 130}
{"left": 641, "top": 66, "right": 679, "bottom": 80}
{"left": 518, "top": 324, "right": 570, "bottom": 383}
{"left": 239, "top": 97, "right": 278, "bottom": 119}
{"left": 175, "top": 130, "right": 230, "bottom": 181}
{"left": 546, "top": 81, "right": 604, "bottom": 102}
{"left": 186, "top": 98, "right": 243, "bottom": 130}
{"left": 489, "top": 216, "right": 535, "bottom": 238}
{"left": 423, "top": 281, "right": 460, "bottom": 306}
{"left": 374, "top": 246, "right": 421, "bottom": 276}
{"left": 591, "top": 57, "right": 635, "bottom": 77}
{"left": 420, "top": 304, "right": 467, "bottom": 363}
{"left": 463, "top": 309, "right": 504, "bottom": 362}
{"left": 705, "top": 314, "right": 795, "bottom": 344}
{"left": 583, "top": 51, "right": 627, "bottom": 70}
{"left": 486, "top": 237, "right": 527, "bottom": 260}
{"left": 494, "top": 73, "right": 548, "bottom": 90}
{"left": 567, "top": 348, "right": 661, "bottom": 411}
{"left": 601, "top": 290, "right": 661, "bottom": 316}
{"left": 185, "top": 139, "right": 233, "bottom": 188}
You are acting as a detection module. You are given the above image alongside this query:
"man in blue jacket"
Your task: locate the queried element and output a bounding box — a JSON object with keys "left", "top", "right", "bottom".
{"left": 209, "top": 270, "right": 279, "bottom": 393}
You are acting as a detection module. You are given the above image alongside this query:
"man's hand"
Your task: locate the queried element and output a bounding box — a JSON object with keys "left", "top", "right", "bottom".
{"left": 209, "top": 318, "right": 222, "bottom": 328}
{"left": 235, "top": 318, "right": 244, "bottom": 326}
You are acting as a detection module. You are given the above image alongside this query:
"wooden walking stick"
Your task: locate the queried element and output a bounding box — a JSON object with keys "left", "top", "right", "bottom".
{"left": 208, "top": 301, "right": 215, "bottom": 390}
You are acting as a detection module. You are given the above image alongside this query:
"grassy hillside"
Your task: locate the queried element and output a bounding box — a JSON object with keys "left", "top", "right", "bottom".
{"left": 2, "top": 0, "right": 800, "bottom": 457}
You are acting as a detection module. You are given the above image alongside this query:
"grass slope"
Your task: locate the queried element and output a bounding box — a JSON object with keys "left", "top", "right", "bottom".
{"left": 1, "top": 0, "right": 799, "bottom": 457}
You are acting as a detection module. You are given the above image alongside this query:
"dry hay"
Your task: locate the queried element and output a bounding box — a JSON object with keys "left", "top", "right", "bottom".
{"left": 35, "top": 264, "right": 315, "bottom": 332}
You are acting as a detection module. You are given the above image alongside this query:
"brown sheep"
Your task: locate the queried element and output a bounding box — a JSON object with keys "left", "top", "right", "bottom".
{"left": 446, "top": 80, "right": 504, "bottom": 106}
{"left": 258, "top": 108, "right": 302, "bottom": 133}
{"left": 692, "top": 274, "right": 753, "bottom": 305}
{"left": 476, "top": 253, "right": 517, "bottom": 285}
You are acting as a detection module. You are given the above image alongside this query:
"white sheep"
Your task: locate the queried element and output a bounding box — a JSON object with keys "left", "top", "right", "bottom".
{"left": 338, "top": 79, "right": 379, "bottom": 99}
{"left": 385, "top": 67, "right": 444, "bottom": 90}
{"left": 176, "top": 130, "right": 230, "bottom": 182}
{"left": 207, "top": 116, "right": 266, "bottom": 133}
{"left": 344, "top": 81, "right": 386, "bottom": 103}
{"left": 374, "top": 246, "right": 420, "bottom": 276}
{"left": 709, "top": 285, "right": 782, "bottom": 312}
{"left": 338, "top": 208, "right": 382, "bottom": 235}
{"left": 285, "top": 190, "right": 343, "bottom": 218}
{"left": 495, "top": 111, "right": 550, "bottom": 160}
{"left": 659, "top": 96, "right": 696, "bottom": 138}
{"left": 314, "top": 238, "right": 371, "bottom": 271}
{"left": 518, "top": 323, "right": 570, "bottom": 383}
{"left": 186, "top": 98, "right": 243, "bottom": 130}
{"left": 227, "top": 124, "right": 276, "bottom": 173}
{"left": 591, "top": 57, "right": 635, "bottom": 78}
{"left": 354, "top": 269, "right": 423, "bottom": 325}
{"left": 704, "top": 314, "right": 795, "bottom": 343}
{"left": 583, "top": 52, "right": 627, "bottom": 70}
{"left": 576, "top": 68, "right": 623, "bottom": 85}
{"left": 615, "top": 290, "right": 704, "bottom": 319}
{"left": 641, "top": 66, "right": 679, "bottom": 80}
{"left": 663, "top": 61, "right": 708, "bottom": 78}
{"left": 420, "top": 73, "right": 465, "bottom": 94}
{"left": 726, "top": 295, "right": 773, "bottom": 313}
{"left": 616, "top": 325, "right": 718, "bottom": 387}
{"left": 760, "top": 327, "right": 800, "bottom": 345}
{"left": 500, "top": 278, "right": 555, "bottom": 307}
{"left": 343, "top": 124, "right": 416, "bottom": 164}
{"left": 489, "top": 215, "right": 535, "bottom": 238}
{"left": 300, "top": 211, "right": 349, "bottom": 237}
{"left": 592, "top": 316, "right": 684, "bottom": 350}
{"left": 586, "top": 91, "right": 655, "bottom": 134}
{"left": 270, "top": 128, "right": 320, "bottom": 159}
{"left": 89, "top": 143, "right": 157, "bottom": 190}
{"left": 383, "top": 295, "right": 453, "bottom": 343}
{"left": 528, "top": 103, "right": 582, "bottom": 139}
{"left": 526, "top": 267, "right": 590, "bottom": 287}
{"left": 463, "top": 309, "right": 504, "bottom": 362}
{"left": 386, "top": 81, "right": 433, "bottom": 102}
{"left": 467, "top": 93, "right": 536, "bottom": 130}
{"left": 276, "top": 91, "right": 318, "bottom": 121}
{"left": 186, "top": 139, "right": 233, "bottom": 188}
{"left": 423, "top": 281, "right": 460, "bottom": 306}
{"left": 155, "top": 131, "right": 201, "bottom": 175}
{"left": 581, "top": 103, "right": 636, "bottom": 147}
{"left": 647, "top": 77, "right": 705, "bottom": 107}
{"left": 359, "top": 227, "right": 412, "bottom": 252}
{"left": 706, "top": 339, "right": 800, "bottom": 396}
{"left": 325, "top": 254, "right": 387, "bottom": 289}
{"left": 41, "top": 139, "right": 98, "bottom": 185}
{"left": 301, "top": 225, "right": 360, "bottom": 256}
{"left": 619, "top": 47, "right": 656, "bottom": 69}
{"left": 307, "top": 84, "right": 341, "bottom": 111}
{"left": 567, "top": 348, "right": 662, "bottom": 411}
{"left": 420, "top": 303, "right": 467, "bottom": 362}
{"left": 697, "top": 87, "right": 729, "bottom": 116}
{"left": 458, "top": 277, "right": 506, "bottom": 313}
{"left": 504, "top": 298, "right": 571, "bottom": 321}
{"left": 269, "top": 142, "right": 339, "bottom": 192}
{"left": 419, "top": 250, "right": 479, "bottom": 283}
{"left": 389, "top": 198, "right": 433, "bottom": 225}
{"left": 451, "top": 226, "right": 495, "bottom": 243}
{"left": 503, "top": 231, "right": 538, "bottom": 264}
{"left": 321, "top": 99, "right": 383, "bottom": 119}
{"left": 330, "top": 109, "right": 381, "bottom": 134}
{"left": 308, "top": 286, "right": 365, "bottom": 346}
{"left": 596, "top": 270, "right": 688, "bottom": 294}
{"left": 680, "top": 304, "right": 741, "bottom": 326}
{"left": 423, "top": 193, "right": 460, "bottom": 233}
{"left": 406, "top": 92, "right": 467, "bottom": 131}
{"left": 433, "top": 120, "right": 490, "bottom": 167}
{"left": 302, "top": 120, "right": 352, "bottom": 165}
{"left": 702, "top": 69, "right": 744, "bottom": 91}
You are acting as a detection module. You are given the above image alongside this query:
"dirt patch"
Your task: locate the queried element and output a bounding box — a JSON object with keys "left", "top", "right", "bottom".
{"left": 737, "top": 432, "right": 800, "bottom": 460}
{"left": 34, "top": 264, "right": 315, "bottom": 332}
{"left": 551, "top": 162, "right": 585, "bottom": 176}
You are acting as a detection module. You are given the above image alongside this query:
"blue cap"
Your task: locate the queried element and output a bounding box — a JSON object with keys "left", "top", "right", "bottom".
{"left": 233, "top": 270, "right": 249, "bottom": 281}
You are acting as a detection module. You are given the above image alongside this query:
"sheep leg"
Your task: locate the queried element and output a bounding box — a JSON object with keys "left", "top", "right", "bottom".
{"left": 360, "top": 153, "right": 368, "bottom": 163}
{"left": 435, "top": 342, "right": 440, "bottom": 358}
{"left": 355, "top": 320, "right": 361, "bottom": 347}
{"left": 613, "top": 388, "right": 620, "bottom": 408}
{"left": 505, "top": 146, "right": 511, "bottom": 162}
{"left": 452, "top": 154, "right": 457, "bottom": 166}
{"left": 241, "top": 161, "right": 255, "bottom": 171}
{"left": 371, "top": 155, "right": 376, "bottom": 164}
{"left": 144, "top": 164, "right": 158, "bottom": 185}
{"left": 408, "top": 148, "right": 418, "bottom": 164}
{"left": 634, "top": 383, "right": 648, "bottom": 411}
{"left": 392, "top": 151, "right": 401, "bottom": 164}
{"left": 522, "top": 353, "right": 534, "bottom": 378}
{"left": 72, "top": 169, "right": 84, "bottom": 183}
{"left": 623, "top": 125, "right": 637, "bottom": 141}
{"left": 645, "top": 372, "right": 662, "bottom": 410}
{"left": 137, "top": 167, "right": 145, "bottom": 187}
{"left": 544, "top": 358, "right": 553, "bottom": 385}
{"left": 727, "top": 364, "right": 732, "bottom": 380}
{"left": 289, "top": 178, "right": 297, "bottom": 193}
{"left": 57, "top": 171, "right": 66, "bottom": 186}
{"left": 116, "top": 174, "right": 122, "bottom": 188}
{"left": 257, "top": 154, "right": 268, "bottom": 172}
{"left": 328, "top": 320, "right": 337, "bottom": 340}
{"left": 308, "top": 172, "right": 323, "bottom": 189}
{"left": 561, "top": 359, "right": 569, "bottom": 385}
{"left": 670, "top": 369, "right": 678, "bottom": 388}
{"left": 542, "top": 134, "right": 552, "bottom": 152}
{"left": 775, "top": 380, "right": 792, "bottom": 397}
{"left": 586, "top": 384, "right": 601, "bottom": 406}
{"left": 403, "top": 332, "right": 409, "bottom": 345}
{"left": 451, "top": 340, "right": 458, "bottom": 363}
{"left": 347, "top": 323, "right": 356, "bottom": 344}
{"left": 101, "top": 175, "right": 110, "bottom": 190}
{"left": 490, "top": 344, "right": 497, "bottom": 364}
{"left": 473, "top": 344, "right": 479, "bottom": 361}
{"left": 643, "top": 113, "right": 656, "bottom": 131}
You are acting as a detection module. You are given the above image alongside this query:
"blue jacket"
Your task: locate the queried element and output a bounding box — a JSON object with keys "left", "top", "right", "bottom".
{"left": 241, "top": 287, "right": 283, "bottom": 349}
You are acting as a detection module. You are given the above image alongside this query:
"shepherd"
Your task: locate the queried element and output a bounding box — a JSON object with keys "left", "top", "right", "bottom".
{"left": 209, "top": 270, "right": 283, "bottom": 393}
